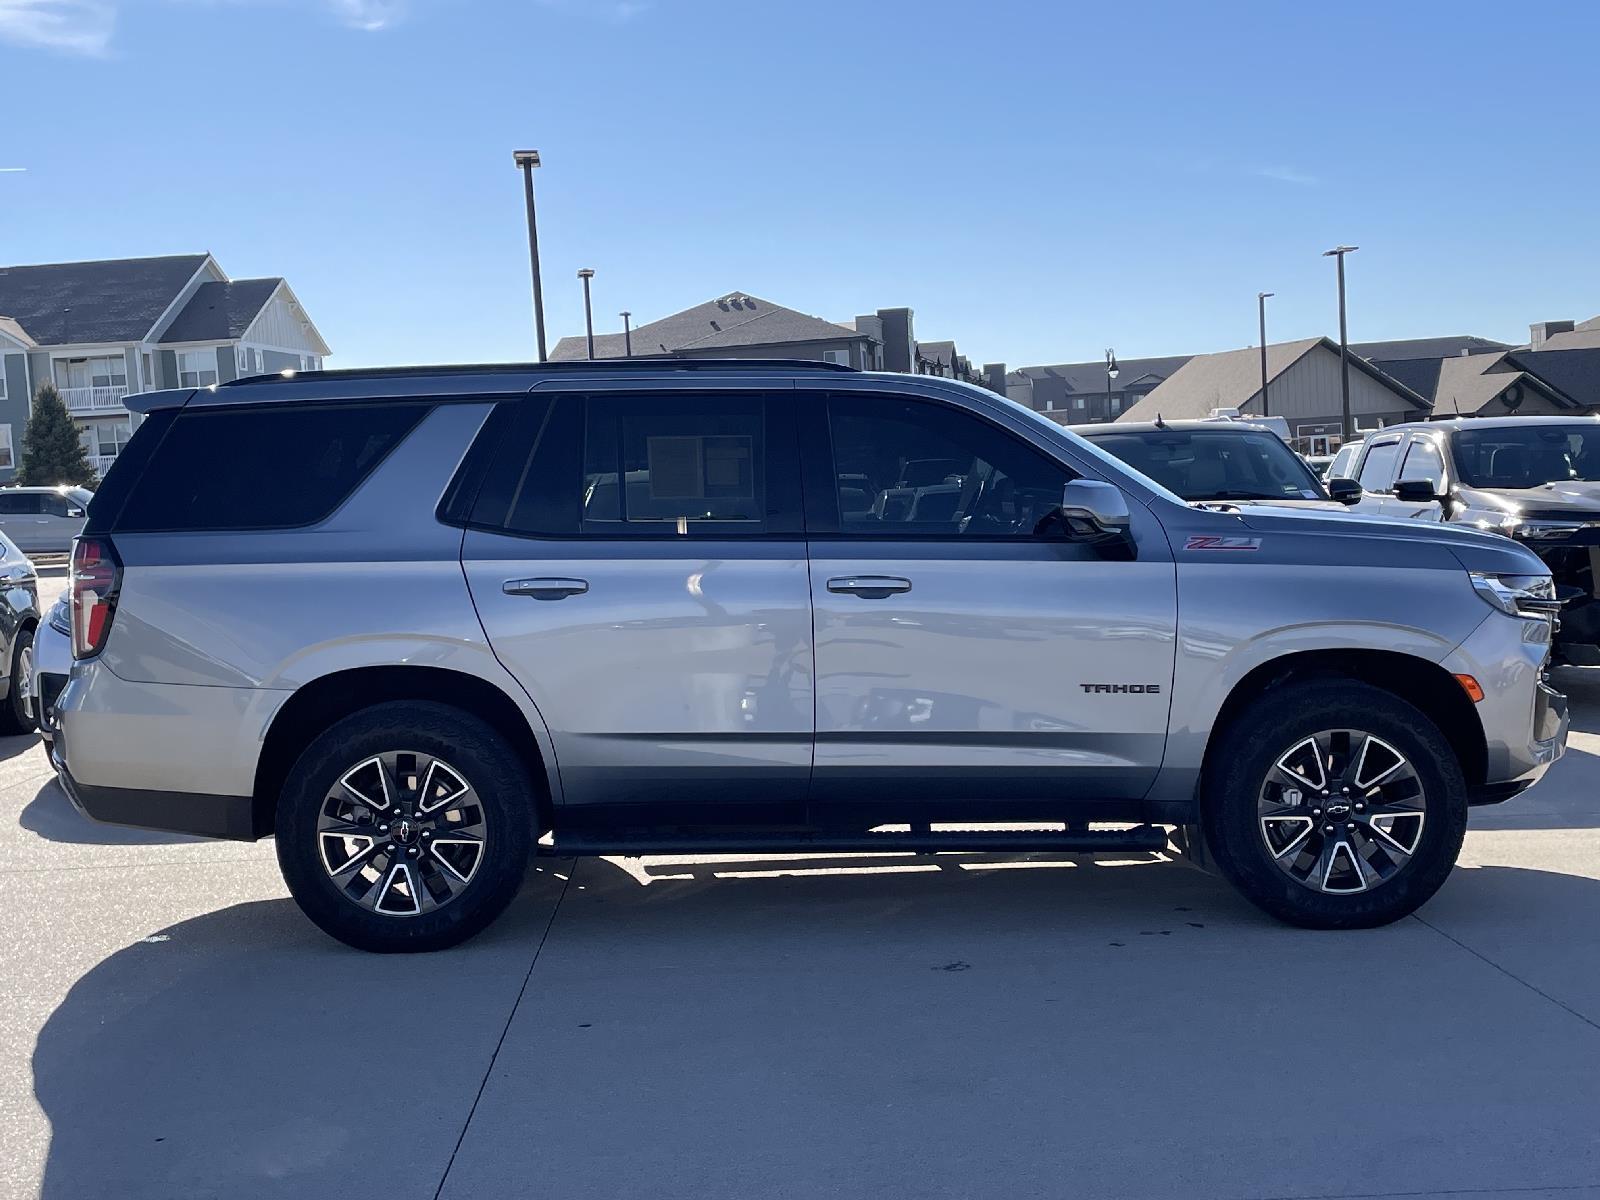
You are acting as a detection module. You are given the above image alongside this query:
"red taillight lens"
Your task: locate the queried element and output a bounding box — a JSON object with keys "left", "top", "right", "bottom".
{"left": 70, "top": 535, "right": 122, "bottom": 659}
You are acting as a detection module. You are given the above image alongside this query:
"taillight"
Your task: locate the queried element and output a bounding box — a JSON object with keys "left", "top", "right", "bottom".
{"left": 71, "top": 535, "right": 122, "bottom": 659}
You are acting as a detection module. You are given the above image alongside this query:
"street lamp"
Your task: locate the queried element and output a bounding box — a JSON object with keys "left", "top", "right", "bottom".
{"left": 1105, "top": 349, "right": 1119, "bottom": 421}
{"left": 1323, "top": 245, "right": 1359, "bottom": 441}
{"left": 620, "top": 311, "right": 632, "bottom": 358}
{"left": 512, "top": 149, "right": 547, "bottom": 363}
{"left": 578, "top": 268, "right": 596, "bottom": 360}
{"left": 1257, "top": 292, "right": 1274, "bottom": 416}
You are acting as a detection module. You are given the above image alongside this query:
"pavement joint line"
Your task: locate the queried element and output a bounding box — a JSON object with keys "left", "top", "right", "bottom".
{"left": 1410, "top": 912, "right": 1600, "bottom": 1036}
{"left": 431, "top": 861, "right": 576, "bottom": 1200}
{"left": 1246, "top": 1182, "right": 1599, "bottom": 1199}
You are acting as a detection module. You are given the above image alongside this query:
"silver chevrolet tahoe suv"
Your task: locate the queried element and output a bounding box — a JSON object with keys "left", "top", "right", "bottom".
{"left": 54, "top": 361, "right": 1569, "bottom": 952}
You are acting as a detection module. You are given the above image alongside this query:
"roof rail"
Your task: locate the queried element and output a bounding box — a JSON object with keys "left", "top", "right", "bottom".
{"left": 219, "top": 357, "right": 858, "bottom": 388}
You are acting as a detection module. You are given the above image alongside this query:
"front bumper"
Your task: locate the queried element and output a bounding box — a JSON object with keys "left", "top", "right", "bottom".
{"left": 1442, "top": 610, "right": 1568, "bottom": 793}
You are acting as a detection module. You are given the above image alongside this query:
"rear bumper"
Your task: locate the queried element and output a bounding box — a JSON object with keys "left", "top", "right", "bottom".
{"left": 54, "top": 748, "right": 258, "bottom": 840}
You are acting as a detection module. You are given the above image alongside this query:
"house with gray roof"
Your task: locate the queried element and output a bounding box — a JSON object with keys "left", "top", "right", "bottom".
{"left": 551, "top": 292, "right": 992, "bottom": 387}
{"left": 1117, "top": 337, "right": 1430, "bottom": 454}
{"left": 0, "top": 254, "right": 329, "bottom": 480}
{"left": 1007, "top": 354, "right": 1196, "bottom": 424}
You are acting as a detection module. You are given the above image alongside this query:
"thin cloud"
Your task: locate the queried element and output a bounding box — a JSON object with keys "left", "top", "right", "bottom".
{"left": 1, "top": 167, "right": 30, "bottom": 172}
{"left": 1254, "top": 165, "right": 1319, "bottom": 186}
{"left": 0, "top": 0, "right": 115, "bottom": 56}
{"left": 536, "top": 0, "right": 653, "bottom": 22}
{"left": 326, "top": 0, "right": 404, "bottom": 29}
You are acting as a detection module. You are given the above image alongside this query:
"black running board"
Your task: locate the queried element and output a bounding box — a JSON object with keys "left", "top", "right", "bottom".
{"left": 543, "top": 825, "right": 1169, "bottom": 857}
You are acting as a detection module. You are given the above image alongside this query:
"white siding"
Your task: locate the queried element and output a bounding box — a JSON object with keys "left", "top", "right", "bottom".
{"left": 242, "top": 289, "right": 323, "bottom": 354}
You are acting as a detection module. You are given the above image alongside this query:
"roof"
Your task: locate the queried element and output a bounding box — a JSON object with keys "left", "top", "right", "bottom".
{"left": 1118, "top": 338, "right": 1429, "bottom": 423}
{"left": 550, "top": 292, "right": 871, "bottom": 360}
{"left": 1427, "top": 351, "right": 1579, "bottom": 414}
{"left": 1538, "top": 325, "right": 1600, "bottom": 352}
{"left": 1352, "top": 334, "right": 1510, "bottom": 361}
{"left": 0, "top": 315, "right": 35, "bottom": 349}
{"left": 1389, "top": 415, "right": 1600, "bottom": 433}
{"left": 158, "top": 278, "right": 282, "bottom": 343}
{"left": 0, "top": 254, "right": 209, "bottom": 345}
{"left": 1512, "top": 347, "right": 1600, "bottom": 407}
{"left": 1015, "top": 354, "right": 1194, "bottom": 394}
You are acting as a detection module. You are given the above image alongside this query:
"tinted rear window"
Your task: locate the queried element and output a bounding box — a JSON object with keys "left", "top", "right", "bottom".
{"left": 113, "top": 402, "right": 430, "bottom": 532}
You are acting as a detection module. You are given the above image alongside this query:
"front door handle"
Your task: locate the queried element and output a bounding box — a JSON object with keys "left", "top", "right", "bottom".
{"left": 826, "top": 575, "right": 912, "bottom": 599}
{"left": 503, "top": 577, "right": 589, "bottom": 600}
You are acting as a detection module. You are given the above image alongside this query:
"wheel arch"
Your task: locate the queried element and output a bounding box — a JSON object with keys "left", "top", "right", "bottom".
{"left": 1201, "top": 649, "right": 1488, "bottom": 796}
{"left": 251, "top": 665, "right": 556, "bottom": 839}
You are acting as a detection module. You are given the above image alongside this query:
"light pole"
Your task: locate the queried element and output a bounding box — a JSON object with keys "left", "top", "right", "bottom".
{"left": 578, "top": 268, "right": 596, "bottom": 360}
{"left": 1105, "top": 348, "right": 1120, "bottom": 421}
{"left": 512, "top": 150, "right": 547, "bottom": 363}
{"left": 1323, "top": 245, "right": 1358, "bottom": 441}
{"left": 620, "top": 311, "right": 632, "bottom": 357}
{"left": 1257, "top": 292, "right": 1274, "bottom": 416}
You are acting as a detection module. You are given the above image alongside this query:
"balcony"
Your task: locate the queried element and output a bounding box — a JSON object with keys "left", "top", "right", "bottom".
{"left": 60, "top": 385, "right": 130, "bottom": 414}
{"left": 89, "top": 455, "right": 118, "bottom": 477}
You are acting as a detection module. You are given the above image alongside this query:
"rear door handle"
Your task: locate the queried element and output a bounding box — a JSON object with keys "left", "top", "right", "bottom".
{"left": 826, "top": 575, "right": 912, "bottom": 599}
{"left": 503, "top": 577, "right": 589, "bottom": 600}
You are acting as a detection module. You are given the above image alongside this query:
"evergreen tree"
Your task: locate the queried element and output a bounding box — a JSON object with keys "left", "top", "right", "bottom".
{"left": 18, "top": 382, "right": 99, "bottom": 487}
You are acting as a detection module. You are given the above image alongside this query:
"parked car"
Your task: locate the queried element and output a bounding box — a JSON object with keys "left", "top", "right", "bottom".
{"left": 54, "top": 361, "right": 1566, "bottom": 951}
{"left": 32, "top": 596, "right": 70, "bottom": 759}
{"left": 1304, "top": 454, "right": 1337, "bottom": 480}
{"left": 0, "top": 486, "right": 94, "bottom": 554}
{"left": 1325, "top": 438, "right": 1365, "bottom": 483}
{"left": 1336, "top": 416, "right": 1600, "bottom": 649}
{"left": 1078, "top": 420, "right": 1361, "bottom": 508}
{"left": 0, "top": 529, "right": 40, "bottom": 735}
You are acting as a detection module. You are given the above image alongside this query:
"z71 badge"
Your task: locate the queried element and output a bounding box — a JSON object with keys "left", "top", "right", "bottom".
{"left": 1184, "top": 535, "right": 1262, "bottom": 551}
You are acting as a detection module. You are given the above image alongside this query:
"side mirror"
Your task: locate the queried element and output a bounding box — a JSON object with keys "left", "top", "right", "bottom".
{"left": 1394, "top": 478, "right": 1445, "bottom": 504}
{"left": 67, "top": 507, "right": 85, "bottom": 519}
{"left": 1327, "top": 477, "right": 1362, "bottom": 505}
{"left": 1055, "top": 479, "right": 1131, "bottom": 543}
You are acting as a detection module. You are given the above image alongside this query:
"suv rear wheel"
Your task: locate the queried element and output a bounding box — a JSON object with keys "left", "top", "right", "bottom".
{"left": 276, "top": 701, "right": 534, "bottom": 952}
{"left": 1202, "top": 680, "right": 1468, "bottom": 928}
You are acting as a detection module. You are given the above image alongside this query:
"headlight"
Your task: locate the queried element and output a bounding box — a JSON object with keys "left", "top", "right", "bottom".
{"left": 1511, "top": 520, "right": 1587, "bottom": 541}
{"left": 1469, "top": 571, "right": 1560, "bottom": 618}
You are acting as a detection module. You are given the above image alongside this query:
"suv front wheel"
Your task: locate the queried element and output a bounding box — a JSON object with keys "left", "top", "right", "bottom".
{"left": 276, "top": 701, "right": 534, "bottom": 952}
{"left": 1202, "top": 680, "right": 1469, "bottom": 928}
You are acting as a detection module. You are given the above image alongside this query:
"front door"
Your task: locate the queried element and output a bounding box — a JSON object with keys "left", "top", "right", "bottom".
{"left": 462, "top": 390, "right": 813, "bottom": 825}
{"left": 800, "top": 391, "right": 1177, "bottom": 821}
{"left": 1385, "top": 433, "right": 1450, "bottom": 522}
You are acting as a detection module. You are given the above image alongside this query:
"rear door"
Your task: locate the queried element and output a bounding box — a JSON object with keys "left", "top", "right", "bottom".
{"left": 800, "top": 389, "right": 1176, "bottom": 820}
{"left": 460, "top": 388, "right": 814, "bottom": 825}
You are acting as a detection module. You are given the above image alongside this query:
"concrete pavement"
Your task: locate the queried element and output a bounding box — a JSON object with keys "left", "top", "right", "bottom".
{"left": 1, "top": 653, "right": 1597, "bottom": 1198}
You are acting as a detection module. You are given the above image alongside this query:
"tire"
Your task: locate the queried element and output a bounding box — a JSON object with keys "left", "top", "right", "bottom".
{"left": 1201, "top": 680, "right": 1468, "bottom": 929}
{"left": 0, "top": 625, "right": 38, "bottom": 736}
{"left": 276, "top": 701, "right": 535, "bottom": 953}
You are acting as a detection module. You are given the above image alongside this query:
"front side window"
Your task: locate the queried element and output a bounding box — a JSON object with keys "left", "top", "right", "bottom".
{"left": 1398, "top": 436, "right": 1446, "bottom": 491}
{"left": 176, "top": 349, "right": 219, "bottom": 389}
{"left": 1357, "top": 438, "right": 1403, "bottom": 492}
{"left": 1088, "top": 429, "right": 1325, "bottom": 502}
{"left": 1451, "top": 425, "right": 1600, "bottom": 489}
{"left": 826, "top": 396, "right": 1076, "bottom": 537}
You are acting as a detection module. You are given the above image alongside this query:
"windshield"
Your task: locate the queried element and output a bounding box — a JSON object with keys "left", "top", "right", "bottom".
{"left": 1452, "top": 425, "right": 1600, "bottom": 489}
{"left": 1086, "top": 429, "right": 1328, "bottom": 502}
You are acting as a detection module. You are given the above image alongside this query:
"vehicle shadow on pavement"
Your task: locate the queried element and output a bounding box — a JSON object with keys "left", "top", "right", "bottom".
{"left": 18, "top": 777, "right": 204, "bottom": 846}
{"left": 30, "top": 857, "right": 1600, "bottom": 1200}
{"left": 0, "top": 733, "right": 45, "bottom": 764}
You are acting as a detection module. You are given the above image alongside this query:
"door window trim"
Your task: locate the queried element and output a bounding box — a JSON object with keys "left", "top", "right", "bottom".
{"left": 797, "top": 389, "right": 1078, "bottom": 541}
{"left": 1355, "top": 435, "right": 1405, "bottom": 495}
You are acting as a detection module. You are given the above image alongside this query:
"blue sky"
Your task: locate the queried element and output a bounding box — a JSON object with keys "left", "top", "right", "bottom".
{"left": 2, "top": 0, "right": 1597, "bottom": 369}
